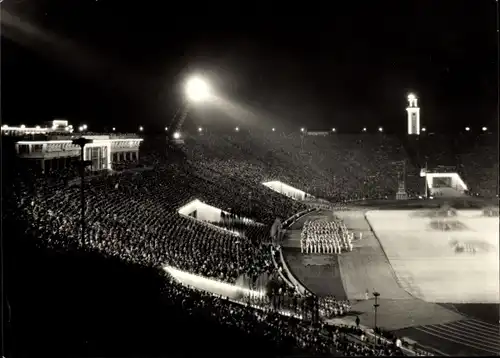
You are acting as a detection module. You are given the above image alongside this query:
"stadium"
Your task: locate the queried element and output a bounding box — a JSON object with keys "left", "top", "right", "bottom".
{"left": 3, "top": 95, "right": 499, "bottom": 356}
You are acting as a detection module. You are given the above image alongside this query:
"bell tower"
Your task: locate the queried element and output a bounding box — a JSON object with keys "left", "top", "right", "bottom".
{"left": 406, "top": 93, "right": 420, "bottom": 135}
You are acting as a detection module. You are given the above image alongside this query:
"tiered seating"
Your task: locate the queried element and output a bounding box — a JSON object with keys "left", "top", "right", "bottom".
{"left": 458, "top": 134, "right": 498, "bottom": 198}
{"left": 20, "top": 162, "right": 307, "bottom": 284}
{"left": 413, "top": 133, "right": 497, "bottom": 198}
{"left": 3, "top": 134, "right": 414, "bottom": 356}
{"left": 415, "top": 134, "right": 458, "bottom": 168}
{"left": 184, "top": 130, "right": 416, "bottom": 201}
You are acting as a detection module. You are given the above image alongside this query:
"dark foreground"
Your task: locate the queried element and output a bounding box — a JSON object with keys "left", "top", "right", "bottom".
{"left": 4, "top": 237, "right": 285, "bottom": 357}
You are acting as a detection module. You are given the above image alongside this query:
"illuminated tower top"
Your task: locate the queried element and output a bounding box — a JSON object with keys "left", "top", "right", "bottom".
{"left": 408, "top": 93, "right": 418, "bottom": 108}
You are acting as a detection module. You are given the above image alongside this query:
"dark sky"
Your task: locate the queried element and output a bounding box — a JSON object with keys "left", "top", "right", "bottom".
{"left": 1, "top": 0, "right": 498, "bottom": 133}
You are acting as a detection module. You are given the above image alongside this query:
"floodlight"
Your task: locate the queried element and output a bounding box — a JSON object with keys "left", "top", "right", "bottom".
{"left": 198, "top": 127, "right": 203, "bottom": 132}
{"left": 235, "top": 126, "right": 239, "bottom": 132}
{"left": 482, "top": 126, "right": 487, "bottom": 131}
{"left": 421, "top": 127, "right": 426, "bottom": 132}
{"left": 173, "top": 131, "right": 181, "bottom": 139}
{"left": 112, "top": 127, "right": 116, "bottom": 131}
{"left": 465, "top": 127, "right": 470, "bottom": 131}
{"left": 139, "top": 126, "right": 143, "bottom": 131}
{"left": 408, "top": 93, "right": 416, "bottom": 100}
{"left": 378, "top": 127, "right": 383, "bottom": 132}
{"left": 272, "top": 128, "right": 276, "bottom": 132}
{"left": 332, "top": 128, "right": 336, "bottom": 132}
{"left": 165, "top": 127, "right": 168, "bottom": 131}
{"left": 362, "top": 127, "right": 367, "bottom": 132}
{"left": 300, "top": 127, "right": 305, "bottom": 132}
{"left": 185, "top": 77, "right": 210, "bottom": 102}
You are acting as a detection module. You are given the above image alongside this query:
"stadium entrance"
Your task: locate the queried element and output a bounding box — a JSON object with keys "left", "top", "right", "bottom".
{"left": 423, "top": 172, "right": 468, "bottom": 197}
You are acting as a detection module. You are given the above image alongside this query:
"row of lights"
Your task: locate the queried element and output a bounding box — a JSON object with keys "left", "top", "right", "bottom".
{"left": 466, "top": 126, "right": 488, "bottom": 132}
{"left": 419, "top": 126, "right": 488, "bottom": 132}
{"left": 1, "top": 124, "right": 75, "bottom": 133}
{"left": 299, "top": 127, "right": 384, "bottom": 133}
{"left": 2, "top": 124, "right": 490, "bottom": 134}
{"left": 134, "top": 125, "right": 490, "bottom": 133}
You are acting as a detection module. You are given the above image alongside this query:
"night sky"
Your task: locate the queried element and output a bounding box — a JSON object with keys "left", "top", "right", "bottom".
{"left": 1, "top": 1, "right": 498, "bottom": 133}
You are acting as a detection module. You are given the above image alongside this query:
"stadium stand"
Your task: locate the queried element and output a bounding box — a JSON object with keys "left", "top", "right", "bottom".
{"left": 457, "top": 134, "right": 499, "bottom": 198}
{"left": 183, "top": 129, "right": 422, "bottom": 200}
{"left": 407, "top": 132, "right": 498, "bottom": 198}
{"left": 4, "top": 167, "right": 405, "bottom": 357}
{"left": 6, "top": 127, "right": 496, "bottom": 356}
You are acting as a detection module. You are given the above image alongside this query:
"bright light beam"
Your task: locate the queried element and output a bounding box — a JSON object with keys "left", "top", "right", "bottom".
{"left": 185, "top": 77, "right": 211, "bottom": 102}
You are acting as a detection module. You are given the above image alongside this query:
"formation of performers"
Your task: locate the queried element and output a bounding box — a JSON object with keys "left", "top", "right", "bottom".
{"left": 300, "top": 219, "right": 353, "bottom": 254}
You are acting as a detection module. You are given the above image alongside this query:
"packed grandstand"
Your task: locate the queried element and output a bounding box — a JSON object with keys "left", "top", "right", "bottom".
{"left": 3, "top": 127, "right": 498, "bottom": 356}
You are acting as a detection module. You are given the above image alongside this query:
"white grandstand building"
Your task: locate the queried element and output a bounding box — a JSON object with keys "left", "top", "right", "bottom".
{"left": 2, "top": 119, "right": 142, "bottom": 172}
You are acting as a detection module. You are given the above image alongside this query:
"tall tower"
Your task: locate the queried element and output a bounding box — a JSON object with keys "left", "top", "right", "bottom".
{"left": 406, "top": 93, "right": 420, "bottom": 135}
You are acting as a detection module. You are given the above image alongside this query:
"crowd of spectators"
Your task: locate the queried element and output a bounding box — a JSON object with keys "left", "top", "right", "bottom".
{"left": 301, "top": 219, "right": 353, "bottom": 254}
{"left": 18, "top": 165, "right": 285, "bottom": 284}
{"left": 208, "top": 213, "right": 268, "bottom": 240}
{"left": 164, "top": 271, "right": 407, "bottom": 356}
{"left": 417, "top": 135, "right": 458, "bottom": 169}
{"left": 458, "top": 134, "right": 498, "bottom": 198}
{"left": 414, "top": 133, "right": 498, "bottom": 198}
{"left": 183, "top": 130, "right": 422, "bottom": 201}
{"left": 9, "top": 128, "right": 480, "bottom": 356}
{"left": 6, "top": 170, "right": 406, "bottom": 356}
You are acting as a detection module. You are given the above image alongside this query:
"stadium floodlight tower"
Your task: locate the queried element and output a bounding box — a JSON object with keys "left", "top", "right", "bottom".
{"left": 170, "top": 76, "right": 212, "bottom": 142}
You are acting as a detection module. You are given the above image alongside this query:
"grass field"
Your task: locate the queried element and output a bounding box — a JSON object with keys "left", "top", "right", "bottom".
{"left": 365, "top": 210, "right": 499, "bottom": 303}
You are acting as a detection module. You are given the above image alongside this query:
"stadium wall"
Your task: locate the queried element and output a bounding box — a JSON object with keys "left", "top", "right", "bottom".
{"left": 278, "top": 248, "right": 311, "bottom": 296}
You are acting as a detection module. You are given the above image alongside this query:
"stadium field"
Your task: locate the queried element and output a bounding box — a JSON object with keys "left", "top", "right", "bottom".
{"left": 281, "top": 203, "right": 500, "bottom": 356}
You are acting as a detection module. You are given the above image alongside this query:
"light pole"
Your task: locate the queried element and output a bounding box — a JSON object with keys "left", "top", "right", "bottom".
{"left": 373, "top": 291, "right": 380, "bottom": 349}
{"left": 72, "top": 138, "right": 93, "bottom": 246}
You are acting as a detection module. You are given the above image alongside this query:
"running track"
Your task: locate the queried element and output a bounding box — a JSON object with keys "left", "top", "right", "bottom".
{"left": 410, "top": 318, "right": 500, "bottom": 356}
